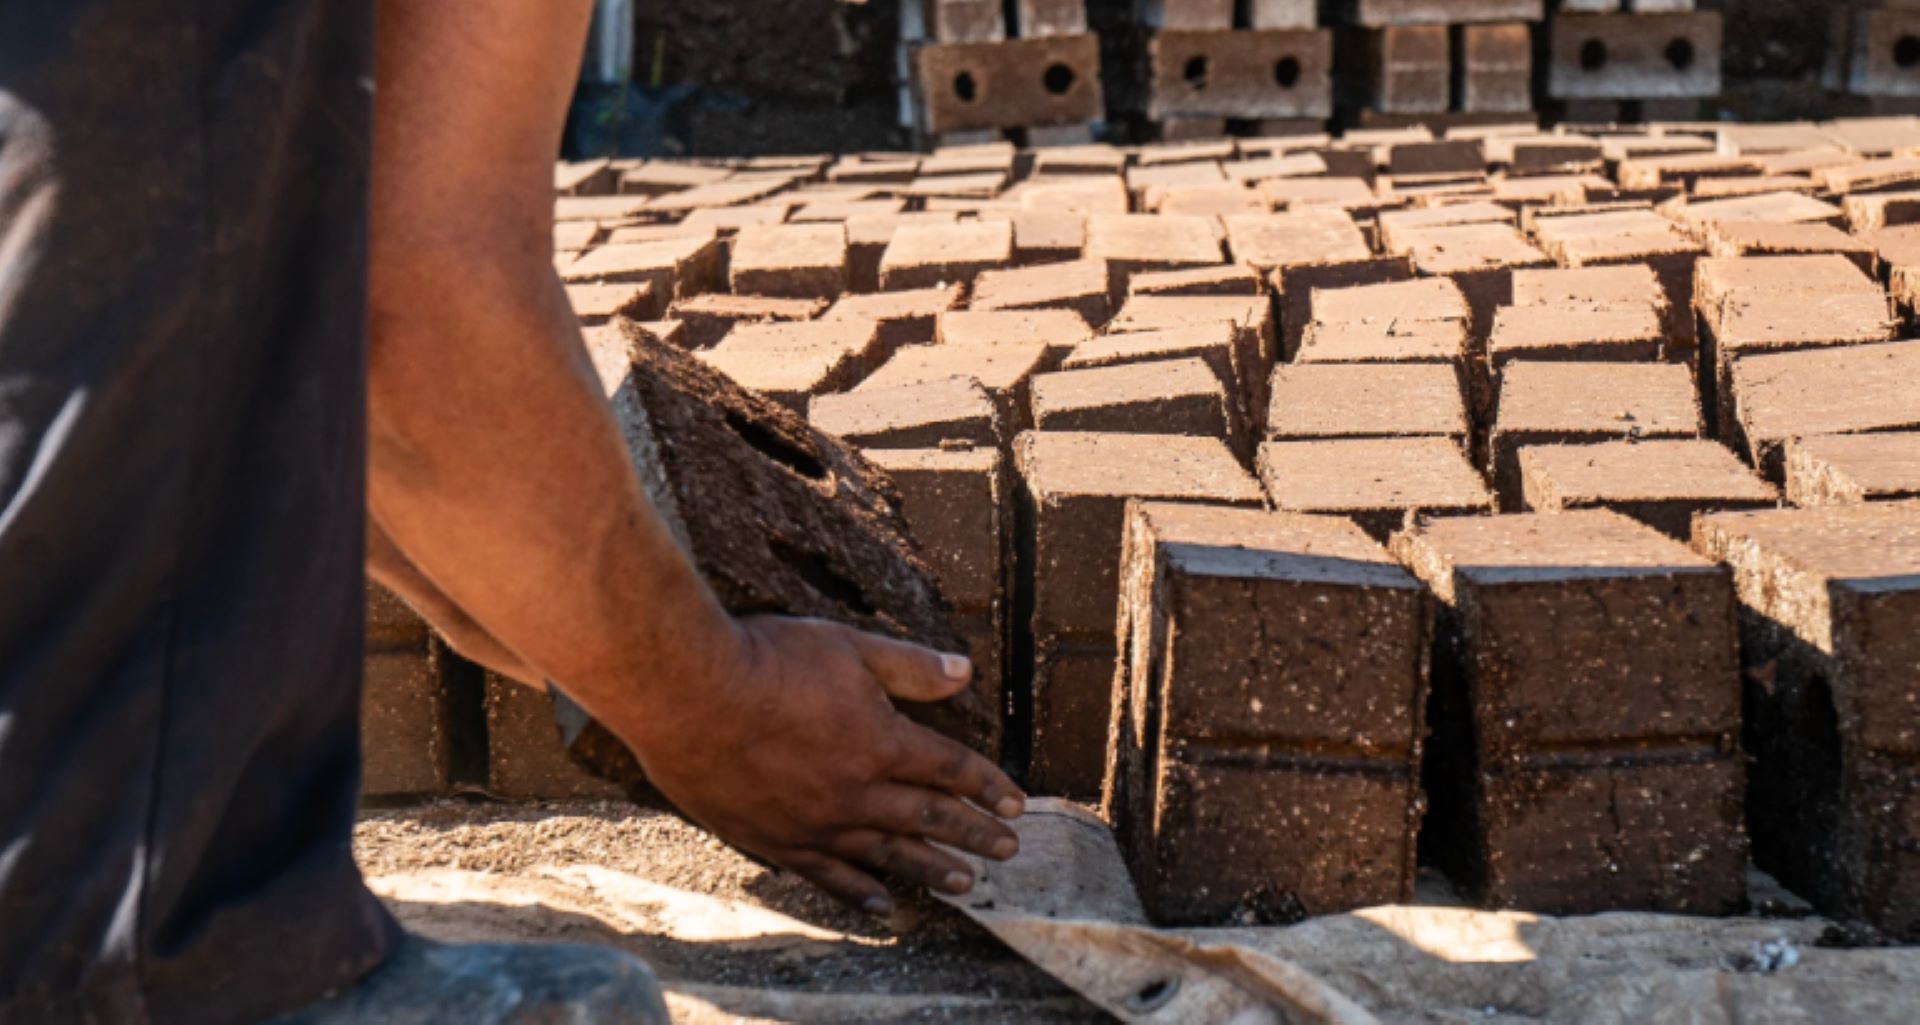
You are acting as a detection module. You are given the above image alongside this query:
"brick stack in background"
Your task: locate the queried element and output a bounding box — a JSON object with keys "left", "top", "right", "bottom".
{"left": 1137, "top": 0, "right": 1334, "bottom": 142}
{"left": 1350, "top": 0, "right": 1545, "bottom": 130}
{"left": 905, "top": 0, "right": 1106, "bottom": 147}
{"left": 1827, "top": 0, "right": 1920, "bottom": 116}
{"left": 1548, "top": 0, "right": 1724, "bottom": 123}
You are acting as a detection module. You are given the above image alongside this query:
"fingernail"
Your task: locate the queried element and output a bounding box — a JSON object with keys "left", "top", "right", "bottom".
{"left": 992, "top": 836, "right": 1018, "bottom": 860}
{"left": 939, "top": 653, "right": 972, "bottom": 681}
{"left": 944, "top": 871, "right": 974, "bottom": 894}
{"left": 994, "top": 795, "right": 1026, "bottom": 819}
{"left": 864, "top": 895, "right": 893, "bottom": 916}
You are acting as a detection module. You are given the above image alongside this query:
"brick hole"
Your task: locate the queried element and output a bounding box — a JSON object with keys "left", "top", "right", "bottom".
{"left": 1665, "top": 37, "right": 1696, "bottom": 72}
{"left": 1898, "top": 36, "right": 1920, "bottom": 69}
{"left": 723, "top": 409, "right": 828, "bottom": 481}
{"left": 1274, "top": 55, "right": 1301, "bottom": 89}
{"left": 1579, "top": 39, "right": 1608, "bottom": 72}
{"left": 1183, "top": 55, "right": 1210, "bottom": 90}
{"left": 1043, "top": 62, "right": 1076, "bottom": 96}
{"left": 953, "top": 70, "right": 979, "bottom": 103}
{"left": 769, "top": 537, "right": 877, "bottom": 616}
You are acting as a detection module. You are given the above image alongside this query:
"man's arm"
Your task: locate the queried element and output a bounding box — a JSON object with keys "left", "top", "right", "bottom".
{"left": 367, "top": 0, "right": 1022, "bottom": 912}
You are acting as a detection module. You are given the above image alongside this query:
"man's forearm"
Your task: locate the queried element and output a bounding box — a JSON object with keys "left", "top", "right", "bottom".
{"left": 367, "top": 517, "right": 538, "bottom": 687}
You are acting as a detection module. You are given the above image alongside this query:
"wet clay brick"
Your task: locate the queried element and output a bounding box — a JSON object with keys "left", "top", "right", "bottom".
{"left": 1085, "top": 214, "right": 1226, "bottom": 296}
{"left": 1786, "top": 434, "right": 1920, "bottom": 507}
{"left": 728, "top": 223, "right": 851, "bottom": 300}
{"left": 1510, "top": 264, "right": 1671, "bottom": 331}
{"left": 1265, "top": 363, "right": 1469, "bottom": 444}
{"left": 823, "top": 284, "right": 964, "bottom": 351}
{"left": 565, "top": 325, "right": 1001, "bottom": 801}
{"left": 1725, "top": 343, "right": 1920, "bottom": 482}
{"left": 1107, "top": 504, "right": 1429, "bottom": 925}
{"left": 1695, "top": 503, "right": 1920, "bottom": 939}
{"left": 1394, "top": 510, "right": 1747, "bottom": 916}
{"left": 560, "top": 235, "right": 723, "bottom": 307}
{"left": 970, "top": 257, "right": 1113, "bottom": 328}
{"left": 1129, "top": 263, "right": 1265, "bottom": 298}
{"left": 1701, "top": 221, "right": 1874, "bottom": 274}
{"left": 697, "top": 320, "right": 884, "bottom": 414}
{"left": 865, "top": 447, "right": 1011, "bottom": 718}
{"left": 809, "top": 377, "right": 1002, "bottom": 451}
{"left": 362, "top": 584, "right": 452, "bottom": 798}
{"left": 1518, "top": 438, "right": 1778, "bottom": 538}
{"left": 1256, "top": 437, "right": 1494, "bottom": 540}
{"left": 1031, "top": 358, "right": 1235, "bottom": 450}
{"left": 667, "top": 293, "right": 825, "bottom": 351}
{"left": 567, "top": 282, "right": 657, "bottom": 326}
{"left": 1147, "top": 183, "right": 1266, "bottom": 219}
{"left": 1297, "top": 278, "right": 1472, "bottom": 369}
{"left": 486, "top": 676, "right": 624, "bottom": 800}
{"left": 846, "top": 212, "right": 958, "bottom": 293}
{"left": 878, "top": 220, "right": 1015, "bottom": 291}
{"left": 1489, "top": 361, "right": 1700, "bottom": 508}
{"left": 1225, "top": 209, "right": 1412, "bottom": 359}
{"left": 1488, "top": 303, "right": 1666, "bottom": 365}
{"left": 936, "top": 308, "right": 1092, "bottom": 362}
{"left": 1376, "top": 201, "right": 1517, "bottom": 256}
{"left": 1063, "top": 323, "right": 1242, "bottom": 412}
{"left": 856, "top": 338, "right": 1056, "bottom": 434}
{"left": 1016, "top": 432, "right": 1264, "bottom": 797}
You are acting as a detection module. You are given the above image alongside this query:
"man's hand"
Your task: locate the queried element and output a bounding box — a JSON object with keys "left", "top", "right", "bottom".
{"left": 619, "top": 617, "right": 1022, "bottom": 913}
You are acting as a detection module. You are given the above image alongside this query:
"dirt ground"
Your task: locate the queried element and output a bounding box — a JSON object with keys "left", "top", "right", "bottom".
{"left": 355, "top": 800, "right": 1109, "bottom": 1023}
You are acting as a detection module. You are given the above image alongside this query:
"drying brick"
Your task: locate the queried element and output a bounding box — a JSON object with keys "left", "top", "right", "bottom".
{"left": 1724, "top": 342, "right": 1920, "bottom": 482}
{"left": 1256, "top": 437, "right": 1494, "bottom": 540}
{"left": 361, "top": 584, "right": 452, "bottom": 798}
{"left": 667, "top": 293, "right": 825, "bottom": 351}
{"left": 1224, "top": 210, "right": 1413, "bottom": 359}
{"left": 697, "top": 319, "right": 884, "bottom": 414}
{"left": 1489, "top": 361, "right": 1701, "bottom": 509}
{"left": 856, "top": 337, "right": 1056, "bottom": 434}
{"left": 1785, "top": 434, "right": 1920, "bottom": 506}
{"left": 809, "top": 377, "right": 1002, "bottom": 451}
{"left": 823, "top": 284, "right": 964, "bottom": 351}
{"left": 1030, "top": 359, "right": 1234, "bottom": 447}
{"left": 727, "top": 223, "right": 851, "bottom": 300}
{"left": 970, "top": 257, "right": 1113, "bottom": 328}
{"left": 878, "top": 220, "right": 1016, "bottom": 291}
{"left": 1265, "top": 363, "right": 1469, "bottom": 445}
{"left": 1518, "top": 438, "right": 1778, "bottom": 538}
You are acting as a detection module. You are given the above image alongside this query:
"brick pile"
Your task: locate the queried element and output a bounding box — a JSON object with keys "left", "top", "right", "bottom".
{"left": 363, "top": 127, "right": 1920, "bottom": 941}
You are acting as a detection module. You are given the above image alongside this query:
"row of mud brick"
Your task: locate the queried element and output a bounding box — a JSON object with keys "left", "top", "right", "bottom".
{"left": 366, "top": 124, "right": 1919, "bottom": 943}
{"left": 904, "top": 0, "right": 1733, "bottom": 141}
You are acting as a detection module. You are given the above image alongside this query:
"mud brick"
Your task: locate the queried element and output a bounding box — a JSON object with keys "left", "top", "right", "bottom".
{"left": 697, "top": 320, "right": 884, "bottom": 414}
{"left": 1014, "top": 0, "right": 1087, "bottom": 36}
{"left": 1224, "top": 209, "right": 1412, "bottom": 359}
{"left": 1486, "top": 134, "right": 1604, "bottom": 174}
{"left": 1725, "top": 341, "right": 1920, "bottom": 481}
{"left": 1687, "top": 175, "right": 1821, "bottom": 201}
{"left": 618, "top": 161, "right": 732, "bottom": 197}
{"left": 644, "top": 177, "right": 798, "bottom": 216}
{"left": 1548, "top": 12, "right": 1722, "bottom": 101}
{"left": 936, "top": 309, "right": 1092, "bottom": 363}
{"left": 906, "top": 172, "right": 1010, "bottom": 201}
{"left": 1371, "top": 25, "right": 1450, "bottom": 115}
{"left": 600, "top": 222, "right": 727, "bottom": 247}
{"left": 1016, "top": 176, "right": 1131, "bottom": 215}
{"left": 485, "top": 676, "right": 624, "bottom": 800}
{"left": 1257, "top": 437, "right": 1493, "bottom": 539}
{"left": 1060, "top": 323, "right": 1243, "bottom": 415}
{"left": 1845, "top": 190, "right": 1920, "bottom": 233}
{"left": 1126, "top": 163, "right": 1228, "bottom": 210}
{"left": 1085, "top": 214, "right": 1225, "bottom": 298}
{"left": 1489, "top": 361, "right": 1701, "bottom": 508}
{"left": 847, "top": 212, "right": 959, "bottom": 293}
{"left": 877, "top": 220, "right": 1012, "bottom": 291}
{"left": 1693, "top": 255, "right": 1897, "bottom": 438}
{"left": 1510, "top": 263, "right": 1668, "bottom": 319}
{"left": 1694, "top": 503, "right": 1920, "bottom": 939}
{"left": 1147, "top": 30, "right": 1334, "bottom": 122}
{"left": 1518, "top": 438, "right": 1776, "bottom": 538}
{"left": 823, "top": 284, "right": 964, "bottom": 351}
{"left": 790, "top": 198, "right": 907, "bottom": 224}
{"left": 971, "top": 258, "right": 1112, "bottom": 328}
{"left": 1701, "top": 222, "right": 1875, "bottom": 274}
{"left": 1353, "top": 0, "right": 1542, "bottom": 25}
{"left": 667, "top": 294, "right": 825, "bottom": 351}
{"left": 361, "top": 585, "right": 452, "bottom": 798}
{"left": 1834, "top": 7, "right": 1920, "bottom": 99}
{"left": 1817, "top": 156, "right": 1920, "bottom": 197}
{"left": 1266, "top": 362, "right": 1470, "bottom": 447}
{"left": 1819, "top": 117, "right": 1920, "bottom": 157}
{"left": 1866, "top": 223, "right": 1920, "bottom": 318}
{"left": 1394, "top": 510, "right": 1746, "bottom": 915}
{"left": 566, "top": 325, "right": 1000, "bottom": 800}
{"left": 1786, "top": 434, "right": 1920, "bottom": 506}
{"left": 1101, "top": 295, "right": 1278, "bottom": 424}
{"left": 1531, "top": 209, "right": 1703, "bottom": 350}
{"left": 680, "top": 203, "right": 794, "bottom": 239}
{"left": 1147, "top": 183, "right": 1266, "bottom": 219}
{"left": 1130, "top": 263, "right": 1265, "bottom": 297}
{"left": 1030, "top": 144, "right": 1128, "bottom": 175}
{"left": 856, "top": 337, "right": 1055, "bottom": 433}
{"left": 1388, "top": 140, "right": 1486, "bottom": 178}
{"left": 1393, "top": 224, "right": 1550, "bottom": 342}
{"left": 567, "top": 282, "right": 657, "bottom": 327}
{"left": 1488, "top": 302, "right": 1666, "bottom": 365}
{"left": 1107, "top": 504, "right": 1429, "bottom": 925}
{"left": 554, "top": 220, "right": 603, "bottom": 253}
{"left": 1299, "top": 277, "right": 1472, "bottom": 368}
{"left": 1376, "top": 201, "right": 1516, "bottom": 255}
{"left": 555, "top": 158, "right": 615, "bottom": 197}
{"left": 914, "top": 36, "right": 1104, "bottom": 135}
{"left": 625, "top": 319, "right": 686, "bottom": 350}
{"left": 1616, "top": 152, "right": 1758, "bottom": 192}
{"left": 1487, "top": 173, "right": 1611, "bottom": 209}
{"left": 864, "top": 446, "right": 1010, "bottom": 714}
{"left": 552, "top": 195, "right": 650, "bottom": 223}
{"left": 559, "top": 235, "right": 723, "bottom": 308}
{"left": 810, "top": 376, "right": 1001, "bottom": 451}
{"left": 1030, "top": 359, "right": 1235, "bottom": 452}
{"left": 979, "top": 209, "right": 1088, "bottom": 265}
{"left": 826, "top": 156, "right": 920, "bottom": 184}
{"left": 928, "top": 0, "right": 1005, "bottom": 42}
{"left": 1256, "top": 177, "right": 1399, "bottom": 217}
{"left": 1222, "top": 151, "right": 1331, "bottom": 185}
{"left": 1671, "top": 192, "right": 1844, "bottom": 232}
{"left": 1015, "top": 432, "right": 1265, "bottom": 797}
{"left": 1462, "top": 23, "right": 1534, "bottom": 115}
{"left": 1249, "top": 0, "right": 1317, "bottom": 29}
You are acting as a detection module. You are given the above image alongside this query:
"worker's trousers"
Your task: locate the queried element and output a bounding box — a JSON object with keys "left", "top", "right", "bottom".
{"left": 0, "top": 1, "right": 399, "bottom": 1022}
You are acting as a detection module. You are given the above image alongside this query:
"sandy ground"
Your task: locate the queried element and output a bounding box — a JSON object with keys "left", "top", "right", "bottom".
{"left": 355, "top": 800, "right": 1109, "bottom": 1023}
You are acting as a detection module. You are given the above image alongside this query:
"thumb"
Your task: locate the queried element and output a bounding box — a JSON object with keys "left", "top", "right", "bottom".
{"left": 846, "top": 630, "right": 973, "bottom": 703}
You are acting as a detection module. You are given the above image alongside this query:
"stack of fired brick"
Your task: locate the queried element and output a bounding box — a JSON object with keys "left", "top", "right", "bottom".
{"left": 370, "top": 125, "right": 1920, "bottom": 941}
{"left": 1359, "top": 0, "right": 1542, "bottom": 127}
{"left": 1549, "top": 0, "right": 1724, "bottom": 124}
{"left": 1827, "top": 0, "right": 1920, "bottom": 116}
{"left": 1134, "top": 0, "right": 1333, "bottom": 142}
{"left": 906, "top": 0, "right": 1106, "bottom": 145}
